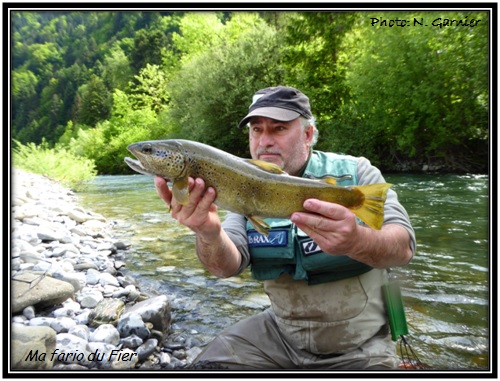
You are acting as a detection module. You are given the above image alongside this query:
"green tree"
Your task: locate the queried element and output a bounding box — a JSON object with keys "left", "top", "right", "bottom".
{"left": 335, "top": 11, "right": 488, "bottom": 171}
{"left": 171, "top": 12, "right": 224, "bottom": 59}
{"left": 12, "top": 68, "right": 39, "bottom": 137}
{"left": 282, "top": 12, "right": 357, "bottom": 119}
{"left": 68, "top": 89, "right": 168, "bottom": 173}
{"left": 101, "top": 45, "right": 134, "bottom": 90}
{"left": 76, "top": 75, "right": 112, "bottom": 127}
{"left": 25, "top": 42, "right": 63, "bottom": 77}
{"left": 128, "top": 64, "right": 170, "bottom": 113}
{"left": 131, "top": 28, "right": 169, "bottom": 72}
{"left": 167, "top": 13, "right": 284, "bottom": 156}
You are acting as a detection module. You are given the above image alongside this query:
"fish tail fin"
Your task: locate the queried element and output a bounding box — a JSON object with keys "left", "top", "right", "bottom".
{"left": 352, "top": 183, "right": 392, "bottom": 230}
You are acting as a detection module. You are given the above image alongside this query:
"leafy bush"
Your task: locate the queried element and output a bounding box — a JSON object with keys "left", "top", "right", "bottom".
{"left": 12, "top": 140, "right": 97, "bottom": 191}
{"left": 65, "top": 89, "right": 170, "bottom": 174}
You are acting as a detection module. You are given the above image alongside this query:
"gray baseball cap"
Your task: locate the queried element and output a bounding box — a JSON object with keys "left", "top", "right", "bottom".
{"left": 238, "top": 86, "right": 312, "bottom": 128}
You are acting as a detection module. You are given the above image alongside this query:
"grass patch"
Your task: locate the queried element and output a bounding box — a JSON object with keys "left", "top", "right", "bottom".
{"left": 12, "top": 140, "right": 97, "bottom": 191}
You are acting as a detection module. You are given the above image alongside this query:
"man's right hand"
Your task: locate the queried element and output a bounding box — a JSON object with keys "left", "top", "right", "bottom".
{"left": 154, "top": 176, "right": 242, "bottom": 278}
{"left": 154, "top": 176, "right": 221, "bottom": 241}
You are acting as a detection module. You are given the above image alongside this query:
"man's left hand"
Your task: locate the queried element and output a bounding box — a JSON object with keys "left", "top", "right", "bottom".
{"left": 290, "top": 199, "right": 361, "bottom": 257}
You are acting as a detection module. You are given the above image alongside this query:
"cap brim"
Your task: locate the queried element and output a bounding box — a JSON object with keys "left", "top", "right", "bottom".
{"left": 238, "top": 107, "right": 300, "bottom": 128}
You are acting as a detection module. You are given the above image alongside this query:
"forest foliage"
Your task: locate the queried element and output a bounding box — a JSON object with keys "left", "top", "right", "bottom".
{"left": 11, "top": 11, "right": 490, "bottom": 176}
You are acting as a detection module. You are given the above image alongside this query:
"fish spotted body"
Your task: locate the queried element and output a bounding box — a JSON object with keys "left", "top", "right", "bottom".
{"left": 125, "top": 139, "right": 392, "bottom": 234}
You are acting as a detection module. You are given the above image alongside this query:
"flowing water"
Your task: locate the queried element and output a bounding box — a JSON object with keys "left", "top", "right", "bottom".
{"left": 78, "top": 173, "right": 490, "bottom": 371}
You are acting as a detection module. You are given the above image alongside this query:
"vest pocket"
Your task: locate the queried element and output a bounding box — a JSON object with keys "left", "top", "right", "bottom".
{"left": 296, "top": 232, "right": 372, "bottom": 284}
{"left": 248, "top": 219, "right": 295, "bottom": 264}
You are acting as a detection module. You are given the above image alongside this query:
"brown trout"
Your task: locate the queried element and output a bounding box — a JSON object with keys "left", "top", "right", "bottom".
{"left": 125, "top": 139, "right": 392, "bottom": 234}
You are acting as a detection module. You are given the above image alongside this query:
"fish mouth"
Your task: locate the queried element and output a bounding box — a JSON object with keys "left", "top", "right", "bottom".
{"left": 124, "top": 156, "right": 154, "bottom": 176}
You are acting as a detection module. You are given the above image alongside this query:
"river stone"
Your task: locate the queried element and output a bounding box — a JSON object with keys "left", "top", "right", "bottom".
{"left": 11, "top": 324, "right": 56, "bottom": 370}
{"left": 120, "top": 334, "right": 143, "bottom": 349}
{"left": 12, "top": 272, "right": 75, "bottom": 313}
{"left": 22, "top": 306, "right": 36, "bottom": 320}
{"left": 85, "top": 268, "right": 100, "bottom": 285}
{"left": 14, "top": 244, "right": 44, "bottom": 262}
{"left": 78, "top": 290, "right": 104, "bottom": 308}
{"left": 121, "top": 295, "right": 171, "bottom": 335}
{"left": 68, "top": 325, "right": 89, "bottom": 341}
{"left": 89, "top": 323, "right": 120, "bottom": 346}
{"left": 35, "top": 226, "right": 69, "bottom": 242}
{"left": 109, "top": 348, "right": 139, "bottom": 370}
{"left": 50, "top": 317, "right": 77, "bottom": 333}
{"left": 49, "top": 244, "right": 80, "bottom": 258}
{"left": 117, "top": 313, "right": 150, "bottom": 340}
{"left": 136, "top": 338, "right": 158, "bottom": 361}
{"left": 186, "top": 346, "right": 203, "bottom": 363}
{"left": 67, "top": 208, "right": 93, "bottom": 223}
{"left": 113, "top": 241, "right": 130, "bottom": 250}
{"left": 88, "top": 298, "right": 125, "bottom": 327}
{"left": 99, "top": 272, "right": 120, "bottom": 287}
{"left": 86, "top": 342, "right": 119, "bottom": 369}
{"left": 53, "top": 302, "right": 81, "bottom": 318}
{"left": 52, "top": 271, "right": 85, "bottom": 292}
{"left": 55, "top": 333, "right": 93, "bottom": 367}
{"left": 29, "top": 317, "right": 55, "bottom": 328}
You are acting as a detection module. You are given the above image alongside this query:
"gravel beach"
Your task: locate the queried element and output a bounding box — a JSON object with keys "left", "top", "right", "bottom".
{"left": 10, "top": 169, "right": 206, "bottom": 371}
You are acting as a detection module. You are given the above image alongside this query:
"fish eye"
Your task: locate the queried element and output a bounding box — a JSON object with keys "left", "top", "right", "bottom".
{"left": 142, "top": 144, "right": 153, "bottom": 154}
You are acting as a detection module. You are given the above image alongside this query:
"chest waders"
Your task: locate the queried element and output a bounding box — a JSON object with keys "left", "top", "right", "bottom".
{"left": 245, "top": 151, "right": 422, "bottom": 366}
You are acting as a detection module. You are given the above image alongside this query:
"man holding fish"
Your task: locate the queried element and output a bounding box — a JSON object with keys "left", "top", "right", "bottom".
{"left": 154, "top": 86, "right": 416, "bottom": 369}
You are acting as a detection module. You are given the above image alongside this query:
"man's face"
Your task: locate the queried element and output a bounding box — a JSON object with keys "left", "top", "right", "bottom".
{"left": 248, "top": 116, "right": 314, "bottom": 176}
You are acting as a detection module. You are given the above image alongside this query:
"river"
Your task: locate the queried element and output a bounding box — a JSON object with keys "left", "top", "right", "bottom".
{"left": 77, "top": 173, "right": 490, "bottom": 371}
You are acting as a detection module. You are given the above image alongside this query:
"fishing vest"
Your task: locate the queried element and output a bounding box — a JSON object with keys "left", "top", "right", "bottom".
{"left": 246, "top": 151, "right": 373, "bottom": 285}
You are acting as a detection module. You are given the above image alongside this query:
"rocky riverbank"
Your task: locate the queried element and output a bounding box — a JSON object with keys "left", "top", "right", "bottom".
{"left": 10, "top": 169, "right": 205, "bottom": 371}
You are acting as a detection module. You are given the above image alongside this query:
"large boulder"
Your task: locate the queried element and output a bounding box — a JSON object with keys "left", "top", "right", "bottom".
{"left": 12, "top": 272, "right": 75, "bottom": 313}
{"left": 121, "top": 295, "right": 171, "bottom": 336}
{"left": 11, "top": 324, "right": 57, "bottom": 369}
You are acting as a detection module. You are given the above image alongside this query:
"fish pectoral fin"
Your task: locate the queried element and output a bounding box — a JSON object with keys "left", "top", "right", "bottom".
{"left": 248, "top": 159, "right": 285, "bottom": 174}
{"left": 321, "top": 176, "right": 337, "bottom": 186}
{"left": 172, "top": 177, "right": 190, "bottom": 205}
{"left": 248, "top": 215, "right": 271, "bottom": 236}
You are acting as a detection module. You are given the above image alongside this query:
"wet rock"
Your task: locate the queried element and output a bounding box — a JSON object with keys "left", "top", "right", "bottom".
{"left": 117, "top": 313, "right": 150, "bottom": 340}
{"left": 121, "top": 295, "right": 171, "bottom": 336}
{"left": 136, "top": 338, "right": 158, "bottom": 361}
{"left": 88, "top": 298, "right": 125, "bottom": 327}
{"left": 120, "top": 334, "right": 144, "bottom": 349}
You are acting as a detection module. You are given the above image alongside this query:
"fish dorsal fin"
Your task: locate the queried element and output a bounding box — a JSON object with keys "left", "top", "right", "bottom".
{"left": 247, "top": 215, "right": 271, "bottom": 236}
{"left": 248, "top": 159, "right": 285, "bottom": 174}
{"left": 321, "top": 176, "right": 337, "bottom": 186}
{"left": 172, "top": 175, "right": 189, "bottom": 205}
